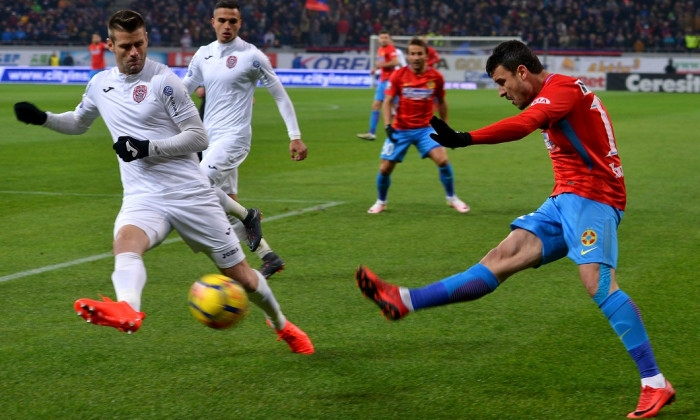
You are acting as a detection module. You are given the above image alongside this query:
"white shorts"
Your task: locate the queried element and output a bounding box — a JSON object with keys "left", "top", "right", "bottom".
{"left": 114, "top": 186, "right": 245, "bottom": 268}
{"left": 200, "top": 136, "right": 250, "bottom": 195}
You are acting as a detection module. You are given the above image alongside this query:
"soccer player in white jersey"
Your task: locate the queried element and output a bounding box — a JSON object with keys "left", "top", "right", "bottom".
{"left": 183, "top": 0, "right": 308, "bottom": 280}
{"left": 13, "top": 10, "right": 313, "bottom": 354}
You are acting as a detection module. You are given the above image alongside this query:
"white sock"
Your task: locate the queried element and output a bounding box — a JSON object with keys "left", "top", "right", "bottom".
{"left": 399, "top": 287, "right": 414, "bottom": 311}
{"left": 231, "top": 219, "right": 273, "bottom": 259}
{"left": 641, "top": 373, "right": 666, "bottom": 388}
{"left": 254, "top": 239, "right": 272, "bottom": 259}
{"left": 214, "top": 187, "right": 247, "bottom": 220}
{"left": 247, "top": 270, "right": 286, "bottom": 330}
{"left": 111, "top": 252, "right": 146, "bottom": 312}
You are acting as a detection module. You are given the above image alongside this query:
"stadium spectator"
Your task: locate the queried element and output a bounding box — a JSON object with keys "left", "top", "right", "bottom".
{"left": 183, "top": 0, "right": 308, "bottom": 281}
{"left": 365, "top": 37, "right": 469, "bottom": 215}
{"left": 61, "top": 51, "right": 74, "bottom": 66}
{"left": 0, "top": 0, "right": 697, "bottom": 52}
{"left": 49, "top": 51, "right": 59, "bottom": 66}
{"left": 356, "top": 39, "right": 675, "bottom": 419}
{"left": 179, "top": 28, "right": 192, "bottom": 50}
{"left": 13, "top": 9, "right": 314, "bottom": 355}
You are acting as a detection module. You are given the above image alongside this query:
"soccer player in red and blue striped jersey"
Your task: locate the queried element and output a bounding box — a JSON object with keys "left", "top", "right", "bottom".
{"left": 357, "top": 40, "right": 674, "bottom": 418}
{"left": 357, "top": 31, "right": 399, "bottom": 141}
{"left": 366, "top": 37, "right": 469, "bottom": 214}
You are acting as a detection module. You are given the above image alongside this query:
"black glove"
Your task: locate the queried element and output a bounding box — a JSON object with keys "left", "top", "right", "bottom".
{"left": 14, "top": 102, "right": 47, "bottom": 125}
{"left": 385, "top": 124, "right": 398, "bottom": 143}
{"left": 113, "top": 136, "right": 150, "bottom": 162}
{"left": 429, "top": 116, "right": 472, "bottom": 148}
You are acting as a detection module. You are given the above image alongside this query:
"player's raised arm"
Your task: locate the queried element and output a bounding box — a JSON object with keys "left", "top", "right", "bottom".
{"left": 14, "top": 101, "right": 95, "bottom": 135}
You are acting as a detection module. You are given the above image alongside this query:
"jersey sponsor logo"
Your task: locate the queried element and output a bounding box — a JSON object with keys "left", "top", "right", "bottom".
{"left": 581, "top": 229, "right": 597, "bottom": 246}
{"left": 132, "top": 84, "right": 147, "bottom": 103}
{"left": 226, "top": 55, "right": 237, "bottom": 69}
{"left": 401, "top": 87, "right": 433, "bottom": 100}
{"left": 163, "top": 86, "right": 173, "bottom": 96}
{"left": 531, "top": 97, "right": 550, "bottom": 105}
{"left": 102, "top": 86, "right": 114, "bottom": 92}
{"left": 542, "top": 132, "right": 558, "bottom": 152}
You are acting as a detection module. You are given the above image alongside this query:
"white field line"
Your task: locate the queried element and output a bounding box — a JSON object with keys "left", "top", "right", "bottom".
{"left": 0, "top": 201, "right": 345, "bottom": 283}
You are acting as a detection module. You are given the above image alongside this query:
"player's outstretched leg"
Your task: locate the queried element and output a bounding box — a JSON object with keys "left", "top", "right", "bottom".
{"left": 242, "top": 207, "right": 263, "bottom": 252}
{"left": 74, "top": 295, "right": 145, "bottom": 334}
{"left": 355, "top": 265, "right": 409, "bottom": 321}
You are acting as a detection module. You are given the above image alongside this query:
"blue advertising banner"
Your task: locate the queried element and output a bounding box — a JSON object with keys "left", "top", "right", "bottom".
{"left": 1, "top": 66, "right": 91, "bottom": 84}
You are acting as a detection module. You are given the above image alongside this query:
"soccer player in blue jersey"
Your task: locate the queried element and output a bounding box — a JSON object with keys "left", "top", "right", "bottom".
{"left": 356, "top": 40, "right": 674, "bottom": 418}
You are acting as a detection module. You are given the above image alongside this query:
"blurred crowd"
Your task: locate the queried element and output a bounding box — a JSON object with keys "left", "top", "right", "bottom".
{"left": 2, "top": 0, "right": 699, "bottom": 52}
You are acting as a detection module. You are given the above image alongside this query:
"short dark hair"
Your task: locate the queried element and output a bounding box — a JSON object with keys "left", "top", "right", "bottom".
{"left": 485, "top": 40, "right": 544, "bottom": 77}
{"left": 214, "top": 1, "right": 240, "bottom": 11}
{"left": 408, "top": 37, "right": 428, "bottom": 54}
{"left": 108, "top": 10, "right": 146, "bottom": 39}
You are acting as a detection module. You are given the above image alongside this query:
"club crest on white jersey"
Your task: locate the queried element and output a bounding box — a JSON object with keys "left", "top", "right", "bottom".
{"left": 226, "top": 56, "right": 237, "bottom": 69}
{"left": 133, "top": 85, "right": 147, "bottom": 103}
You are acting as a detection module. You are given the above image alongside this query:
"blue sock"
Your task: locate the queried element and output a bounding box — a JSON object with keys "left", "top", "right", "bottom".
{"left": 369, "top": 110, "right": 379, "bottom": 135}
{"left": 438, "top": 164, "right": 455, "bottom": 197}
{"left": 409, "top": 263, "right": 499, "bottom": 310}
{"left": 599, "top": 290, "right": 660, "bottom": 379}
{"left": 376, "top": 172, "right": 390, "bottom": 201}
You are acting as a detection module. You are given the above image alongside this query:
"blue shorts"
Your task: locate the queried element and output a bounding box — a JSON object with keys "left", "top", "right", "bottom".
{"left": 374, "top": 80, "right": 389, "bottom": 102}
{"left": 510, "top": 193, "right": 623, "bottom": 268}
{"left": 380, "top": 127, "right": 442, "bottom": 162}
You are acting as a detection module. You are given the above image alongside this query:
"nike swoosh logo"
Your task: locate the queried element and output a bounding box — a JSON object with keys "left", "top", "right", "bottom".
{"left": 620, "top": 328, "right": 631, "bottom": 340}
{"left": 580, "top": 247, "right": 598, "bottom": 255}
{"left": 103, "top": 87, "right": 114, "bottom": 92}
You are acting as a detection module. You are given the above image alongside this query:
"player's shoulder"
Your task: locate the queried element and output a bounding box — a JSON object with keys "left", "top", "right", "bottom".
{"left": 193, "top": 41, "right": 216, "bottom": 58}
{"left": 426, "top": 67, "right": 444, "bottom": 78}
{"left": 146, "top": 60, "right": 183, "bottom": 86}
{"left": 545, "top": 73, "right": 579, "bottom": 88}
{"left": 390, "top": 66, "right": 408, "bottom": 79}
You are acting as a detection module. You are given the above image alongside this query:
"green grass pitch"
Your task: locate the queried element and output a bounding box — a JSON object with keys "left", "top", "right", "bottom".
{"left": 0, "top": 83, "right": 698, "bottom": 419}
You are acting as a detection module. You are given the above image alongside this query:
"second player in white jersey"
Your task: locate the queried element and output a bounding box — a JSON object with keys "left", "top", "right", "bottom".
{"left": 182, "top": 1, "right": 308, "bottom": 279}
{"left": 184, "top": 37, "right": 301, "bottom": 149}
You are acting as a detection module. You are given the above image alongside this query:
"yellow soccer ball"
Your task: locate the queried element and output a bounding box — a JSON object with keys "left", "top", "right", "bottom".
{"left": 188, "top": 274, "right": 249, "bottom": 329}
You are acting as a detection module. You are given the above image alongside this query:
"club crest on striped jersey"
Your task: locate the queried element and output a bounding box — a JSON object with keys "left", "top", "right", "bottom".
{"left": 133, "top": 85, "right": 147, "bottom": 103}
{"left": 581, "top": 229, "right": 597, "bottom": 246}
{"left": 226, "top": 56, "right": 237, "bottom": 69}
